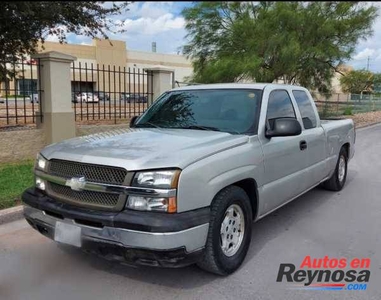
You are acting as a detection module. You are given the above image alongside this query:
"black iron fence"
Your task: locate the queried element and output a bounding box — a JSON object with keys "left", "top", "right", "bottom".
{"left": 71, "top": 63, "right": 153, "bottom": 123}
{"left": 0, "top": 59, "right": 43, "bottom": 127}
{"left": 314, "top": 93, "right": 381, "bottom": 117}
{"left": 4, "top": 63, "right": 380, "bottom": 128}
{"left": 0, "top": 60, "right": 154, "bottom": 127}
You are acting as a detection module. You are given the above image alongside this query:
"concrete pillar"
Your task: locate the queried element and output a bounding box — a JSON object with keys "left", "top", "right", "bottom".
{"left": 32, "top": 51, "right": 76, "bottom": 144}
{"left": 144, "top": 66, "right": 175, "bottom": 106}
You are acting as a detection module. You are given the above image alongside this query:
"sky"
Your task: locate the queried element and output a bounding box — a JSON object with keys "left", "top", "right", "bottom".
{"left": 48, "top": 2, "right": 192, "bottom": 55}
{"left": 349, "top": 2, "right": 381, "bottom": 72}
{"left": 48, "top": 2, "right": 381, "bottom": 72}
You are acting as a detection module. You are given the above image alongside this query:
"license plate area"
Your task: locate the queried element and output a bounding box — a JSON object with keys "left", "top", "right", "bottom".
{"left": 54, "top": 221, "right": 82, "bottom": 247}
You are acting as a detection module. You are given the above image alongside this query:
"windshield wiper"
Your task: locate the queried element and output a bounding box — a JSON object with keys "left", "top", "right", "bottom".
{"left": 183, "top": 125, "right": 241, "bottom": 134}
{"left": 181, "top": 125, "right": 222, "bottom": 132}
{"left": 135, "top": 122, "right": 161, "bottom": 128}
{"left": 136, "top": 123, "right": 240, "bottom": 134}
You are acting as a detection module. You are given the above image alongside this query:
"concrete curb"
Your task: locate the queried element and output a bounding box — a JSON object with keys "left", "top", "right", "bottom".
{"left": 356, "top": 122, "right": 381, "bottom": 130}
{"left": 0, "top": 205, "right": 24, "bottom": 225}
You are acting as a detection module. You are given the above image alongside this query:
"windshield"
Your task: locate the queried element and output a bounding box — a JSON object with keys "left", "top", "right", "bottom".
{"left": 135, "top": 89, "right": 262, "bottom": 134}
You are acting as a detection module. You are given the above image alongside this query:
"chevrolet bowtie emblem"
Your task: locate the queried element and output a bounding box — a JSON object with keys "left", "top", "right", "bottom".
{"left": 65, "top": 176, "right": 86, "bottom": 191}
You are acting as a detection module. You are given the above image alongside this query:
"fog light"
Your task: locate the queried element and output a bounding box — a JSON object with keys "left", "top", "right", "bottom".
{"left": 126, "top": 196, "right": 177, "bottom": 213}
{"left": 35, "top": 177, "right": 46, "bottom": 191}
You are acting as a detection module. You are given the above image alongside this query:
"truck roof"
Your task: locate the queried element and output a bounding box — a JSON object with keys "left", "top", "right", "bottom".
{"left": 170, "top": 83, "right": 305, "bottom": 91}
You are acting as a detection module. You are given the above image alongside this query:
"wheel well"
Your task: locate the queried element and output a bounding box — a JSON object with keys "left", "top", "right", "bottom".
{"left": 232, "top": 179, "right": 258, "bottom": 220}
{"left": 342, "top": 142, "right": 350, "bottom": 156}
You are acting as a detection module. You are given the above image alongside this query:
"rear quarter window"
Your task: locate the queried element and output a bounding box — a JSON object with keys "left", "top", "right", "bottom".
{"left": 292, "top": 90, "right": 317, "bottom": 129}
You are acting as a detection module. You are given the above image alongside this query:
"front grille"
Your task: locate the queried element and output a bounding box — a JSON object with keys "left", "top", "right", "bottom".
{"left": 48, "top": 159, "right": 127, "bottom": 185}
{"left": 45, "top": 159, "right": 128, "bottom": 211}
{"left": 47, "top": 182, "right": 121, "bottom": 208}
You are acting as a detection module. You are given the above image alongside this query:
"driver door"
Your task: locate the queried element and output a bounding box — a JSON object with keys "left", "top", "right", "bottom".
{"left": 258, "top": 89, "right": 309, "bottom": 214}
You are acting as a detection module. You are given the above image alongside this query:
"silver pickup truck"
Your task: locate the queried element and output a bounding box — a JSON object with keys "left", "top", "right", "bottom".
{"left": 22, "top": 83, "right": 355, "bottom": 275}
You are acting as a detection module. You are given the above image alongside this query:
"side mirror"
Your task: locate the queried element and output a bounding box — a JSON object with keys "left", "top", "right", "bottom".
{"left": 265, "top": 118, "right": 302, "bottom": 138}
{"left": 130, "top": 116, "right": 139, "bottom": 128}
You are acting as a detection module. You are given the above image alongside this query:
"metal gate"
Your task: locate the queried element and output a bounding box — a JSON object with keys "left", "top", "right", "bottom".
{"left": 0, "top": 58, "right": 43, "bottom": 128}
{"left": 71, "top": 62, "right": 153, "bottom": 123}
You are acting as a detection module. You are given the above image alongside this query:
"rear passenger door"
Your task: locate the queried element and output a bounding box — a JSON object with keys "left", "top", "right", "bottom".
{"left": 291, "top": 90, "right": 327, "bottom": 187}
{"left": 258, "top": 89, "right": 310, "bottom": 214}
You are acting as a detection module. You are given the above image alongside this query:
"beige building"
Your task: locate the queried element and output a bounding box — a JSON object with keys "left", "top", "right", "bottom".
{"left": 42, "top": 39, "right": 192, "bottom": 95}
{"left": 330, "top": 64, "right": 353, "bottom": 94}
{"left": 2, "top": 38, "right": 193, "bottom": 97}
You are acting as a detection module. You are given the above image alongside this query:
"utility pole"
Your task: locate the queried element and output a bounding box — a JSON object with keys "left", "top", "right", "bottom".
{"left": 367, "top": 56, "right": 370, "bottom": 71}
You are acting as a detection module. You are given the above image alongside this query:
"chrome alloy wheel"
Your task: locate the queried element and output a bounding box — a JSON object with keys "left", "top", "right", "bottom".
{"left": 338, "top": 155, "right": 346, "bottom": 183}
{"left": 220, "top": 204, "right": 245, "bottom": 257}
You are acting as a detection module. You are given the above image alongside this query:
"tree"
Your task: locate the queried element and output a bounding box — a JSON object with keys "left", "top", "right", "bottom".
{"left": 182, "top": 2, "right": 378, "bottom": 93}
{"left": 340, "top": 70, "right": 373, "bottom": 94}
{"left": 373, "top": 73, "right": 381, "bottom": 94}
{"left": 0, "top": 2, "right": 129, "bottom": 79}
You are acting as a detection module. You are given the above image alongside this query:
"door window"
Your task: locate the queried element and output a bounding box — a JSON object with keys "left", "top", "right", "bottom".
{"left": 266, "top": 90, "right": 296, "bottom": 129}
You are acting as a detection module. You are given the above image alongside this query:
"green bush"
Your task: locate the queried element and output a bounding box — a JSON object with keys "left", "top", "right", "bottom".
{"left": 343, "top": 106, "right": 353, "bottom": 115}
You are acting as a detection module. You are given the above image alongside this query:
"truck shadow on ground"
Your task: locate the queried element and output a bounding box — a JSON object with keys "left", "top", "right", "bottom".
{"left": 57, "top": 170, "right": 357, "bottom": 290}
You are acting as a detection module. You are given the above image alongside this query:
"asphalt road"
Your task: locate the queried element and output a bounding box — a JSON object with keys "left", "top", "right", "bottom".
{"left": 1, "top": 124, "right": 381, "bottom": 300}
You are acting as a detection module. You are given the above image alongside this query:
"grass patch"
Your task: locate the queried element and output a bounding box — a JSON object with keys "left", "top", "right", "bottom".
{"left": 0, "top": 160, "right": 34, "bottom": 209}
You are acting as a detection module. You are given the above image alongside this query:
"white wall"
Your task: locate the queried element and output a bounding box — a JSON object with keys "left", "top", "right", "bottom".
{"left": 126, "top": 50, "right": 193, "bottom": 83}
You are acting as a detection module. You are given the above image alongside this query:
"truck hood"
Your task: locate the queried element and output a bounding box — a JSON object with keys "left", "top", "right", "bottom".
{"left": 41, "top": 128, "right": 249, "bottom": 170}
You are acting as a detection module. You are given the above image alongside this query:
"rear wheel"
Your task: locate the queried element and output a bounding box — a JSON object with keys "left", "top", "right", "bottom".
{"left": 322, "top": 147, "right": 348, "bottom": 191}
{"left": 197, "top": 186, "right": 252, "bottom": 275}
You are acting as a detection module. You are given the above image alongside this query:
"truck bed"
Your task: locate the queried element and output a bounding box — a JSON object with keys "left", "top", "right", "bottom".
{"left": 320, "top": 118, "right": 356, "bottom": 167}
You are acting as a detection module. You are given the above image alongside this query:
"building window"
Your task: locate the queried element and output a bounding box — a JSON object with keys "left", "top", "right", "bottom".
{"left": 17, "top": 79, "right": 38, "bottom": 95}
{"left": 71, "top": 81, "right": 95, "bottom": 93}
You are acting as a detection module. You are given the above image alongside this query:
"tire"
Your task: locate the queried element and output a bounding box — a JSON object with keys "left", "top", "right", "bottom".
{"left": 322, "top": 147, "right": 348, "bottom": 191}
{"left": 197, "top": 186, "right": 252, "bottom": 275}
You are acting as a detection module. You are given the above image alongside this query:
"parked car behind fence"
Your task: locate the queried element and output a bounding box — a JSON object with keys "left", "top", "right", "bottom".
{"left": 73, "top": 92, "right": 99, "bottom": 103}
{"left": 94, "top": 91, "right": 110, "bottom": 101}
{"left": 29, "top": 93, "right": 39, "bottom": 103}
{"left": 120, "top": 93, "right": 148, "bottom": 103}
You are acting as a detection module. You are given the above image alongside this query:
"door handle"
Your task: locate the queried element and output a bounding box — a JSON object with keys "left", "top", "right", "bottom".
{"left": 300, "top": 140, "right": 307, "bottom": 151}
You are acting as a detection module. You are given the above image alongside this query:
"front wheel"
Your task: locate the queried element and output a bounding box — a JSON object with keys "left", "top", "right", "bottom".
{"left": 197, "top": 186, "right": 252, "bottom": 275}
{"left": 322, "top": 147, "right": 348, "bottom": 191}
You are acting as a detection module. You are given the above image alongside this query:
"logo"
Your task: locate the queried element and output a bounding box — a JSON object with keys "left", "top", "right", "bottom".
{"left": 277, "top": 256, "right": 371, "bottom": 291}
{"left": 65, "top": 176, "right": 86, "bottom": 191}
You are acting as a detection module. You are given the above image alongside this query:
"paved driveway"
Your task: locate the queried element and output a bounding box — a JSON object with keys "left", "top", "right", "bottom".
{"left": 0, "top": 124, "right": 380, "bottom": 300}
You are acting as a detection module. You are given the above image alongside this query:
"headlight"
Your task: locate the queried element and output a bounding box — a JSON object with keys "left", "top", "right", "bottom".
{"left": 35, "top": 154, "right": 47, "bottom": 171}
{"left": 128, "top": 169, "right": 181, "bottom": 213}
{"left": 132, "top": 169, "right": 180, "bottom": 189}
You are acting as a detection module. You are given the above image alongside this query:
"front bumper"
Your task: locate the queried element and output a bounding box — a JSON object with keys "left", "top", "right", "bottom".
{"left": 22, "top": 188, "right": 210, "bottom": 267}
